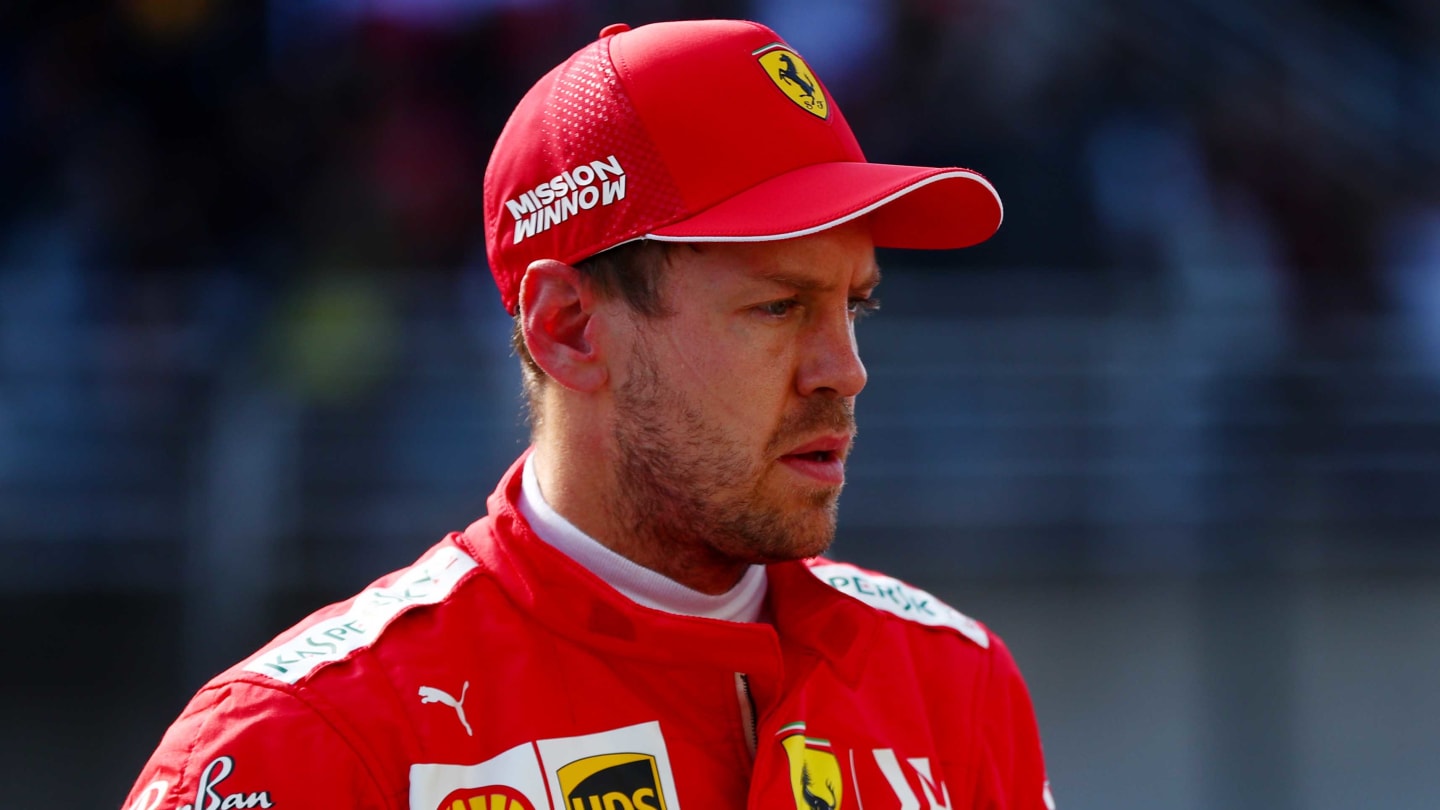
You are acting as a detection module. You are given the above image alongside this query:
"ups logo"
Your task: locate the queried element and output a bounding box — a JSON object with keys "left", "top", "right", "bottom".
{"left": 557, "top": 752, "right": 668, "bottom": 810}
{"left": 755, "top": 45, "right": 829, "bottom": 120}
{"left": 436, "top": 785, "right": 537, "bottom": 810}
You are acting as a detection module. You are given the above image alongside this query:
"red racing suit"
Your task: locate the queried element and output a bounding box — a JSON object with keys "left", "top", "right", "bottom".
{"left": 123, "top": 455, "right": 1054, "bottom": 810}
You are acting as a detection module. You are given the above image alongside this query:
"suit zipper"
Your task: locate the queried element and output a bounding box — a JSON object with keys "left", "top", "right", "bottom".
{"left": 735, "top": 672, "right": 758, "bottom": 757}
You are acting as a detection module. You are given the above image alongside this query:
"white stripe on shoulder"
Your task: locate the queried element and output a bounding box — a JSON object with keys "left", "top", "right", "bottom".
{"left": 809, "top": 562, "right": 989, "bottom": 648}
{"left": 244, "top": 545, "right": 478, "bottom": 684}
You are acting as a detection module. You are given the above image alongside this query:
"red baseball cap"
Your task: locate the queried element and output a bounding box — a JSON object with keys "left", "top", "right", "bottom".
{"left": 483, "top": 19, "right": 1003, "bottom": 314}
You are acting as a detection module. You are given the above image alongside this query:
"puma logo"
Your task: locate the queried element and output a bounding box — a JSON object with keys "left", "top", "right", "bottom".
{"left": 419, "top": 681, "right": 472, "bottom": 736}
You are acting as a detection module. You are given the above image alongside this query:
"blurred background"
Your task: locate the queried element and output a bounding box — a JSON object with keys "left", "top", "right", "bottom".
{"left": 3, "top": 0, "right": 1440, "bottom": 808}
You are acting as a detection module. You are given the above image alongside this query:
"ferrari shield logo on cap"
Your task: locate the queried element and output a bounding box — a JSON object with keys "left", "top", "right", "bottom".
{"left": 755, "top": 44, "right": 829, "bottom": 119}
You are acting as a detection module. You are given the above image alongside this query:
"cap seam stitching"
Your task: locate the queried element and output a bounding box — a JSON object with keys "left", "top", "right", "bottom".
{"left": 603, "top": 29, "right": 694, "bottom": 240}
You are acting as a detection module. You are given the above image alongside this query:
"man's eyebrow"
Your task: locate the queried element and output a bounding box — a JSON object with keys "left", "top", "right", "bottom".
{"left": 754, "top": 266, "right": 883, "bottom": 294}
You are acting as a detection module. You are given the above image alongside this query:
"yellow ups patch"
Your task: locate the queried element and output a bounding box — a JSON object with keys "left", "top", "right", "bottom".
{"left": 557, "top": 752, "right": 667, "bottom": 810}
{"left": 755, "top": 45, "right": 829, "bottom": 119}
{"left": 778, "top": 722, "right": 843, "bottom": 809}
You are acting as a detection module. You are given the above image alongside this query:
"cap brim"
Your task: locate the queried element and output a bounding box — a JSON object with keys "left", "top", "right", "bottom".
{"left": 645, "top": 162, "right": 1003, "bottom": 249}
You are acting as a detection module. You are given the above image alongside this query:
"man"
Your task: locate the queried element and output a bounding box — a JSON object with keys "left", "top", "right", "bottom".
{"left": 123, "top": 19, "right": 1054, "bottom": 810}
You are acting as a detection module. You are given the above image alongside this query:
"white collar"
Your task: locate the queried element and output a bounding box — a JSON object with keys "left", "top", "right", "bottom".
{"left": 516, "top": 454, "right": 768, "bottom": 623}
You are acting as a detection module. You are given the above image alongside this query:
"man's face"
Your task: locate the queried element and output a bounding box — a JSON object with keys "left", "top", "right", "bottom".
{"left": 606, "top": 221, "right": 879, "bottom": 572}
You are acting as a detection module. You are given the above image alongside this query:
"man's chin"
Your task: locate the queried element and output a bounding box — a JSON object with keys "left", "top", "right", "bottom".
{"left": 786, "top": 534, "right": 837, "bottom": 562}
{"left": 758, "top": 512, "right": 838, "bottom": 563}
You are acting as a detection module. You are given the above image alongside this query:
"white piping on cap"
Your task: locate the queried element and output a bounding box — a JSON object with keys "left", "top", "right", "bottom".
{"left": 644, "top": 168, "right": 1002, "bottom": 244}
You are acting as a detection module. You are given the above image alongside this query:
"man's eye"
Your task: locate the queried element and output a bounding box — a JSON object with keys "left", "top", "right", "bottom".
{"left": 848, "top": 297, "right": 881, "bottom": 318}
{"left": 759, "top": 299, "right": 799, "bottom": 317}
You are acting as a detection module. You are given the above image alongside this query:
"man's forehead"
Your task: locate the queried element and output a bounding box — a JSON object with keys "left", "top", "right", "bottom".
{"left": 702, "top": 228, "right": 882, "bottom": 292}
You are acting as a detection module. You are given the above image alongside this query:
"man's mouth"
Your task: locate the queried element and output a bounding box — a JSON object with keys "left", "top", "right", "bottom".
{"left": 782, "top": 434, "right": 851, "bottom": 459}
{"left": 778, "top": 436, "right": 851, "bottom": 485}
{"left": 786, "top": 449, "right": 839, "bottom": 463}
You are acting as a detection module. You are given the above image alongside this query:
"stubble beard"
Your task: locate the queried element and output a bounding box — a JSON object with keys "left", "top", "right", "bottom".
{"left": 610, "top": 342, "right": 856, "bottom": 568}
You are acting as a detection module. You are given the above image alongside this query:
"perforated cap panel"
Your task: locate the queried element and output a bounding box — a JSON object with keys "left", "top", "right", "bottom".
{"left": 485, "top": 38, "right": 686, "bottom": 313}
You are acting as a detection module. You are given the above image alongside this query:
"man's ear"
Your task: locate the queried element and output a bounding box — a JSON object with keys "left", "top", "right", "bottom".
{"left": 518, "top": 259, "right": 610, "bottom": 393}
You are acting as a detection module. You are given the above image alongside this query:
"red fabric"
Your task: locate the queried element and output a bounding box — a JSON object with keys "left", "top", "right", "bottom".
{"left": 122, "top": 455, "right": 1051, "bottom": 810}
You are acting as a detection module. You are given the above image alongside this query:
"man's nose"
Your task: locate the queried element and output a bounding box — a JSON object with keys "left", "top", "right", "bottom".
{"left": 796, "top": 311, "right": 867, "bottom": 398}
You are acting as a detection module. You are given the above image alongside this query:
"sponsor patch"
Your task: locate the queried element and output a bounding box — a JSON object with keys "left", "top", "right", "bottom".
{"left": 174, "top": 756, "right": 274, "bottom": 810}
{"left": 246, "top": 545, "right": 477, "bottom": 684}
{"left": 413, "top": 742, "right": 550, "bottom": 810}
{"left": 411, "top": 721, "right": 679, "bottom": 810}
{"left": 753, "top": 44, "right": 828, "bottom": 120}
{"left": 436, "top": 786, "right": 537, "bottom": 810}
{"left": 873, "top": 749, "right": 952, "bottom": 809}
{"left": 503, "top": 155, "right": 628, "bottom": 245}
{"left": 558, "top": 752, "right": 667, "bottom": 810}
{"left": 540, "top": 722, "right": 677, "bottom": 810}
{"left": 778, "top": 722, "right": 843, "bottom": 810}
{"left": 809, "top": 563, "right": 989, "bottom": 648}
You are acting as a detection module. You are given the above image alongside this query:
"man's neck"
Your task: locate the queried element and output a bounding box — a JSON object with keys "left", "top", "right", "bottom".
{"left": 519, "top": 452, "right": 768, "bottom": 621}
{"left": 529, "top": 443, "right": 753, "bottom": 594}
